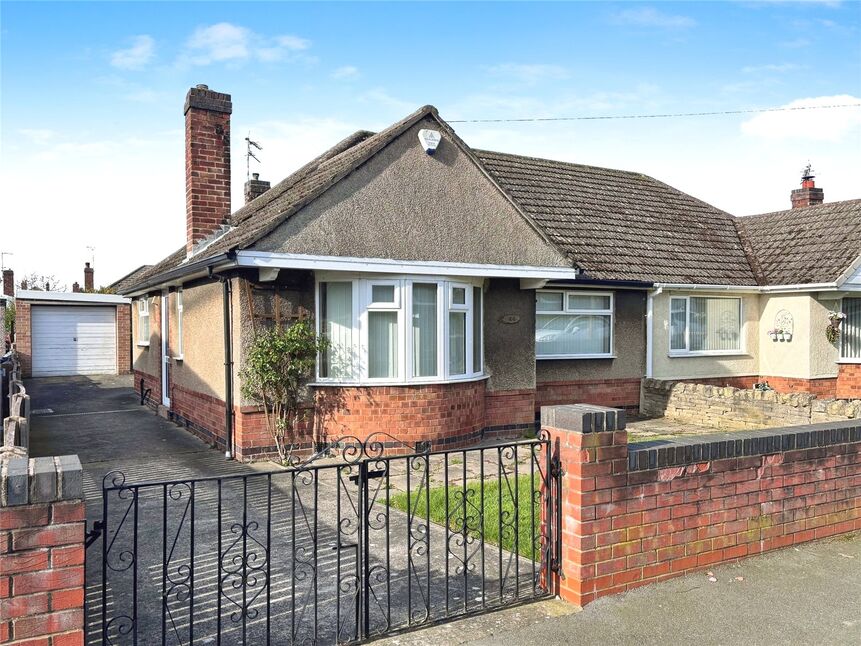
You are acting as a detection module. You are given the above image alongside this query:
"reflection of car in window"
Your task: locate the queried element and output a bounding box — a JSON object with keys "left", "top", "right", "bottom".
{"left": 536, "top": 315, "right": 587, "bottom": 343}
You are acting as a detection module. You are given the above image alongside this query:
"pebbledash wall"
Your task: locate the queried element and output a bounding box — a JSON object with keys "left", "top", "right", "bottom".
{"left": 542, "top": 405, "right": 861, "bottom": 607}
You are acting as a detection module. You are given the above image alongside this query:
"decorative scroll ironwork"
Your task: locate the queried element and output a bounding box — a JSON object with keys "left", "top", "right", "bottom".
{"left": 92, "top": 435, "right": 561, "bottom": 645}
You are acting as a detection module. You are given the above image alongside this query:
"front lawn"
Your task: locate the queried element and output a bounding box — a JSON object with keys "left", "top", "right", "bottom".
{"left": 388, "top": 473, "right": 542, "bottom": 559}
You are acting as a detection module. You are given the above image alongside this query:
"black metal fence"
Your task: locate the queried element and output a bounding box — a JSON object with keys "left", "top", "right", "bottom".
{"left": 88, "top": 433, "right": 561, "bottom": 645}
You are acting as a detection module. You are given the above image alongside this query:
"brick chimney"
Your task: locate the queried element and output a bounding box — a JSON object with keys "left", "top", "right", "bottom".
{"left": 84, "top": 262, "right": 94, "bottom": 291}
{"left": 244, "top": 172, "right": 271, "bottom": 204}
{"left": 791, "top": 164, "right": 824, "bottom": 209}
{"left": 185, "top": 84, "right": 232, "bottom": 256}
{"left": 2, "top": 269, "right": 13, "bottom": 297}
{"left": 72, "top": 282, "right": 81, "bottom": 293}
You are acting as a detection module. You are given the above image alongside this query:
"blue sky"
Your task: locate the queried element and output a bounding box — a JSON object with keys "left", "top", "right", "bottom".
{"left": 2, "top": 1, "right": 860, "bottom": 286}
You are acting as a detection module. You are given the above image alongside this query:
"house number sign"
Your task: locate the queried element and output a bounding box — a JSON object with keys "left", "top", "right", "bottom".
{"left": 498, "top": 315, "right": 520, "bottom": 324}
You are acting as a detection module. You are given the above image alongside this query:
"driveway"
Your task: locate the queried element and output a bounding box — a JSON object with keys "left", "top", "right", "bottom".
{"left": 27, "top": 374, "right": 253, "bottom": 508}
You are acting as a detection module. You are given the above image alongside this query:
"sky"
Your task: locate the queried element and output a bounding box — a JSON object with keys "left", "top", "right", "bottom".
{"left": 1, "top": 1, "right": 860, "bottom": 289}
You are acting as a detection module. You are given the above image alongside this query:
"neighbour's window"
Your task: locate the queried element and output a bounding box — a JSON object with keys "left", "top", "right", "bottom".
{"left": 137, "top": 299, "right": 150, "bottom": 346}
{"left": 669, "top": 296, "right": 742, "bottom": 354}
{"left": 175, "top": 290, "right": 184, "bottom": 359}
{"left": 317, "top": 277, "right": 483, "bottom": 384}
{"left": 841, "top": 298, "right": 861, "bottom": 360}
{"left": 535, "top": 291, "right": 613, "bottom": 359}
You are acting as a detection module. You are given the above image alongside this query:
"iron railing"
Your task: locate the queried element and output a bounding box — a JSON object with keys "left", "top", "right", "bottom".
{"left": 88, "top": 432, "right": 561, "bottom": 645}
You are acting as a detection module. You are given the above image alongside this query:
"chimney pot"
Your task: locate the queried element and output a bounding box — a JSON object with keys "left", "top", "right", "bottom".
{"left": 252, "top": 172, "right": 260, "bottom": 181}
{"left": 196, "top": 84, "right": 209, "bottom": 90}
{"left": 790, "top": 166, "right": 824, "bottom": 209}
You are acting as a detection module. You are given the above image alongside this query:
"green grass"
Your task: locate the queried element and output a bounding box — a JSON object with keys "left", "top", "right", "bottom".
{"left": 388, "top": 474, "right": 542, "bottom": 559}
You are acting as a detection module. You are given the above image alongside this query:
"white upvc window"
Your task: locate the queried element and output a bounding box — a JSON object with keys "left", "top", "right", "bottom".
{"left": 535, "top": 290, "right": 614, "bottom": 359}
{"left": 316, "top": 275, "right": 484, "bottom": 385}
{"left": 840, "top": 297, "right": 861, "bottom": 361}
{"left": 174, "top": 290, "right": 184, "bottom": 359}
{"left": 669, "top": 295, "right": 743, "bottom": 356}
{"left": 137, "top": 299, "right": 150, "bottom": 346}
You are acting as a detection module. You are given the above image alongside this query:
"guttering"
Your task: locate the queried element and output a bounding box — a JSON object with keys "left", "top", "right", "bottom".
{"left": 234, "top": 250, "right": 582, "bottom": 280}
{"left": 653, "top": 281, "right": 845, "bottom": 294}
{"left": 759, "top": 282, "right": 839, "bottom": 293}
{"left": 123, "top": 252, "right": 235, "bottom": 297}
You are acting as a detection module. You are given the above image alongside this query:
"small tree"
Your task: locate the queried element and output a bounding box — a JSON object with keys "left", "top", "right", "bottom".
{"left": 240, "top": 320, "right": 327, "bottom": 464}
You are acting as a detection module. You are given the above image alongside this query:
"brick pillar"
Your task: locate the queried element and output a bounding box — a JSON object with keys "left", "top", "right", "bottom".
{"left": 116, "top": 304, "right": 131, "bottom": 375}
{"left": 541, "top": 404, "right": 629, "bottom": 607}
{"left": 184, "top": 84, "right": 232, "bottom": 256}
{"left": 13, "top": 301, "right": 31, "bottom": 378}
{"left": 0, "top": 455, "right": 85, "bottom": 644}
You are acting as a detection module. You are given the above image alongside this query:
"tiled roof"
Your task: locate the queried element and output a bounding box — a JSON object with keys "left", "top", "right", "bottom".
{"left": 475, "top": 150, "right": 757, "bottom": 285}
{"left": 735, "top": 199, "right": 861, "bottom": 285}
{"left": 108, "top": 265, "right": 152, "bottom": 294}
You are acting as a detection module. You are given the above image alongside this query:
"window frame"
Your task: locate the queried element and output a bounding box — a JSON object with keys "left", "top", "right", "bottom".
{"left": 535, "top": 289, "right": 615, "bottom": 360}
{"left": 839, "top": 296, "right": 861, "bottom": 363}
{"left": 315, "top": 274, "right": 484, "bottom": 385}
{"left": 136, "top": 298, "right": 150, "bottom": 347}
{"left": 668, "top": 294, "right": 745, "bottom": 357}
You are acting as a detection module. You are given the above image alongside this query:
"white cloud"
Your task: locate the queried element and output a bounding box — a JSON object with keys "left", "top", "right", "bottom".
{"left": 332, "top": 65, "right": 360, "bottom": 80}
{"left": 741, "top": 94, "right": 861, "bottom": 141}
{"left": 110, "top": 35, "right": 155, "bottom": 70}
{"left": 613, "top": 7, "right": 697, "bottom": 29}
{"left": 180, "top": 23, "right": 312, "bottom": 66}
{"left": 18, "top": 129, "right": 57, "bottom": 144}
{"left": 484, "top": 63, "right": 570, "bottom": 84}
{"left": 780, "top": 37, "right": 811, "bottom": 48}
{"left": 741, "top": 63, "right": 802, "bottom": 74}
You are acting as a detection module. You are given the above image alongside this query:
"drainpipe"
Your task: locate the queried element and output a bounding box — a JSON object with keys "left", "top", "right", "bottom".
{"left": 209, "top": 266, "right": 234, "bottom": 460}
{"left": 645, "top": 286, "right": 663, "bottom": 379}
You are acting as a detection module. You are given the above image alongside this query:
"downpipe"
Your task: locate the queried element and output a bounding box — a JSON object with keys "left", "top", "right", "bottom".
{"left": 209, "top": 266, "right": 234, "bottom": 460}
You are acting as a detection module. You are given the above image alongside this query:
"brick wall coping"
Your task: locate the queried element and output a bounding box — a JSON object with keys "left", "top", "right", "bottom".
{"left": 0, "top": 455, "right": 82, "bottom": 506}
{"left": 628, "top": 420, "right": 861, "bottom": 472}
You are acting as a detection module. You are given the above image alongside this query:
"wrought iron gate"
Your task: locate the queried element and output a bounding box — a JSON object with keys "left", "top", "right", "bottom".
{"left": 87, "top": 432, "right": 561, "bottom": 644}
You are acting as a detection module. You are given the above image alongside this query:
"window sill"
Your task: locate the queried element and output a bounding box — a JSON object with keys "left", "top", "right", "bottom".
{"left": 173, "top": 355, "right": 184, "bottom": 362}
{"left": 137, "top": 342, "right": 150, "bottom": 348}
{"left": 837, "top": 359, "right": 861, "bottom": 364}
{"left": 668, "top": 351, "right": 748, "bottom": 358}
{"left": 537, "top": 354, "right": 616, "bottom": 360}
{"left": 311, "top": 374, "right": 490, "bottom": 388}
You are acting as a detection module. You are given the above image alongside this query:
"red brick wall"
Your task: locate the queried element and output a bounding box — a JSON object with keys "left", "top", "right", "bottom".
{"left": 170, "top": 382, "right": 228, "bottom": 449}
{"left": 13, "top": 300, "right": 31, "bottom": 377}
{"left": 484, "top": 389, "right": 535, "bottom": 433}
{"left": 537, "top": 378, "right": 642, "bottom": 412}
{"left": 116, "top": 304, "right": 131, "bottom": 375}
{"left": 837, "top": 363, "right": 861, "bottom": 399}
{"left": 545, "top": 418, "right": 861, "bottom": 607}
{"left": 134, "top": 369, "right": 160, "bottom": 409}
{"left": 1, "top": 458, "right": 86, "bottom": 644}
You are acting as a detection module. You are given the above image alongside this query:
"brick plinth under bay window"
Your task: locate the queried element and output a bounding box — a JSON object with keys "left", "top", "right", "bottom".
{"left": 837, "top": 363, "right": 861, "bottom": 399}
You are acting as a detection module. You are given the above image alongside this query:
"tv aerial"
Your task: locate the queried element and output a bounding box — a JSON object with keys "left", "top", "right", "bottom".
{"left": 245, "top": 133, "right": 262, "bottom": 181}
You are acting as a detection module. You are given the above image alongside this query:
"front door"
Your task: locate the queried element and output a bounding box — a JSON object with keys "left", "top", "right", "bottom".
{"left": 160, "top": 291, "right": 170, "bottom": 407}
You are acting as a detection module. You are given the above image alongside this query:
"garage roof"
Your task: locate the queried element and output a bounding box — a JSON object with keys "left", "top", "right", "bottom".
{"left": 17, "top": 290, "right": 130, "bottom": 305}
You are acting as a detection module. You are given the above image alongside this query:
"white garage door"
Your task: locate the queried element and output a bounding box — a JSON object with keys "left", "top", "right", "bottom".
{"left": 31, "top": 306, "right": 117, "bottom": 377}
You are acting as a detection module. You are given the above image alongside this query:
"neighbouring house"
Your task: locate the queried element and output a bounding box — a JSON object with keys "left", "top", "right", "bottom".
{"left": 119, "top": 84, "right": 861, "bottom": 461}
{"left": 14, "top": 263, "right": 132, "bottom": 377}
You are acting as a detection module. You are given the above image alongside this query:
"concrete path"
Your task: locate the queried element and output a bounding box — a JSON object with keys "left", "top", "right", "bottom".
{"left": 378, "top": 531, "right": 861, "bottom": 646}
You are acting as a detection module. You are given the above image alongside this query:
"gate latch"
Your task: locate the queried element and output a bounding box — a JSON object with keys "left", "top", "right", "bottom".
{"left": 348, "top": 469, "right": 386, "bottom": 484}
{"left": 85, "top": 520, "right": 104, "bottom": 549}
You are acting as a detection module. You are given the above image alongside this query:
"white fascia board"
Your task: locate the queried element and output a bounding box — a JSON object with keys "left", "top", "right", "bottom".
{"left": 835, "top": 254, "right": 861, "bottom": 288}
{"left": 653, "top": 283, "right": 761, "bottom": 293}
{"left": 235, "top": 250, "right": 580, "bottom": 280}
{"left": 758, "top": 283, "right": 838, "bottom": 293}
{"left": 16, "top": 290, "right": 130, "bottom": 304}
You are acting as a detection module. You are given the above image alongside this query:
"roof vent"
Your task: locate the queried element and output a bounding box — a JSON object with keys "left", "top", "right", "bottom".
{"left": 418, "top": 129, "right": 441, "bottom": 155}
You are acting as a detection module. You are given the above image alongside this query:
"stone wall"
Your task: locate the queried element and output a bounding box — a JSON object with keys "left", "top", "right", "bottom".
{"left": 642, "top": 378, "right": 861, "bottom": 430}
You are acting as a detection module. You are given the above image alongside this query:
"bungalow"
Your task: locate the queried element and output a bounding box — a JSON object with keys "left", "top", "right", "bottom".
{"left": 120, "top": 84, "right": 861, "bottom": 460}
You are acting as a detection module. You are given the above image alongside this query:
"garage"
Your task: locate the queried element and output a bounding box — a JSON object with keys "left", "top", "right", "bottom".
{"left": 32, "top": 305, "right": 117, "bottom": 376}
{"left": 15, "top": 290, "right": 131, "bottom": 378}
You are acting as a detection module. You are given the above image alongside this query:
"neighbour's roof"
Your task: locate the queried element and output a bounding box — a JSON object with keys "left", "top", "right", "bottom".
{"left": 475, "top": 150, "right": 757, "bottom": 285}
{"left": 126, "top": 104, "right": 858, "bottom": 293}
{"left": 108, "top": 265, "right": 152, "bottom": 294}
{"left": 16, "top": 290, "right": 129, "bottom": 305}
{"left": 735, "top": 199, "right": 861, "bottom": 285}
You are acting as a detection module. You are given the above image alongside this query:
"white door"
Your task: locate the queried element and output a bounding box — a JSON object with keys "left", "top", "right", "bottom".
{"left": 160, "top": 293, "right": 170, "bottom": 406}
{"left": 31, "top": 306, "right": 117, "bottom": 377}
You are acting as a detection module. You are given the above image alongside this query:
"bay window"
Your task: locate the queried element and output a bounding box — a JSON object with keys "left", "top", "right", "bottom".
{"left": 535, "top": 290, "right": 614, "bottom": 359}
{"left": 317, "top": 276, "right": 483, "bottom": 384}
{"left": 669, "top": 296, "right": 742, "bottom": 355}
{"left": 841, "top": 298, "right": 861, "bottom": 360}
